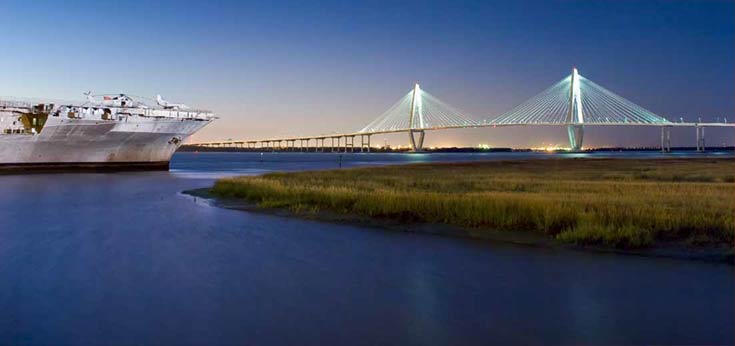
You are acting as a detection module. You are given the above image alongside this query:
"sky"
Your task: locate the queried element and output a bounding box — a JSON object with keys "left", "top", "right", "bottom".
{"left": 0, "top": 0, "right": 732, "bottom": 148}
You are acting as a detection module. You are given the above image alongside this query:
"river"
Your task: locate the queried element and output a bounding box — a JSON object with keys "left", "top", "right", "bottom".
{"left": 0, "top": 151, "right": 732, "bottom": 345}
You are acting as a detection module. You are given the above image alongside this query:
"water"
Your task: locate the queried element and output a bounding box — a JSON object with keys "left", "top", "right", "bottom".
{"left": 0, "top": 151, "right": 732, "bottom": 345}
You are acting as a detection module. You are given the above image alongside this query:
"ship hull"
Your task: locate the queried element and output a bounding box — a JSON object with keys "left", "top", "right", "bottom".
{"left": 0, "top": 161, "right": 170, "bottom": 174}
{"left": 0, "top": 117, "right": 211, "bottom": 172}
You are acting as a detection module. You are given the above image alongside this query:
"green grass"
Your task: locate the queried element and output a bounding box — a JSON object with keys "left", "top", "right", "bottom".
{"left": 211, "top": 158, "right": 735, "bottom": 249}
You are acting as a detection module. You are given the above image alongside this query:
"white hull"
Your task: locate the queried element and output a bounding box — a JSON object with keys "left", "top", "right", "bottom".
{"left": 0, "top": 116, "right": 211, "bottom": 170}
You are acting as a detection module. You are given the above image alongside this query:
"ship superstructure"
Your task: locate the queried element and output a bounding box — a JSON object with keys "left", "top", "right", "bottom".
{"left": 0, "top": 93, "right": 214, "bottom": 171}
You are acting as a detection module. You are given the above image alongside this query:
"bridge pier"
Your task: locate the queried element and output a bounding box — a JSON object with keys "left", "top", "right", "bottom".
{"left": 331, "top": 137, "right": 341, "bottom": 153}
{"left": 567, "top": 125, "right": 584, "bottom": 151}
{"left": 409, "top": 130, "right": 425, "bottom": 152}
{"left": 696, "top": 126, "right": 705, "bottom": 152}
{"left": 360, "top": 134, "right": 371, "bottom": 152}
{"left": 660, "top": 126, "right": 671, "bottom": 153}
{"left": 345, "top": 136, "right": 355, "bottom": 152}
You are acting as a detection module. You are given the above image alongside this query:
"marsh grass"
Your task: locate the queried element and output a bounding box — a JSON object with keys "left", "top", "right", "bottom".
{"left": 212, "top": 158, "right": 734, "bottom": 249}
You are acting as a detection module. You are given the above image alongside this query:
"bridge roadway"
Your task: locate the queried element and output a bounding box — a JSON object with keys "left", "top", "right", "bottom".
{"left": 191, "top": 122, "right": 735, "bottom": 153}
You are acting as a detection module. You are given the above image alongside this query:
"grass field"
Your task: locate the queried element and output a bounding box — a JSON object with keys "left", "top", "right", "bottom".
{"left": 211, "top": 158, "right": 734, "bottom": 249}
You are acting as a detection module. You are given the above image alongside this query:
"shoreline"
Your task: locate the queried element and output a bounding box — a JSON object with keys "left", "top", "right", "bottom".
{"left": 183, "top": 187, "right": 734, "bottom": 264}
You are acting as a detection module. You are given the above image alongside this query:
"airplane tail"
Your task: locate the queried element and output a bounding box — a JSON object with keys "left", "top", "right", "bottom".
{"left": 84, "top": 91, "right": 96, "bottom": 104}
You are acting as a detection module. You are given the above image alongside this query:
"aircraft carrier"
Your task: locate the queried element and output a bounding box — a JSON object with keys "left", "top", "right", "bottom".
{"left": 0, "top": 93, "right": 214, "bottom": 172}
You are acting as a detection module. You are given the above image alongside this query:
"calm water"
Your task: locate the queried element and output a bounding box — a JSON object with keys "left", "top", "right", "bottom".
{"left": 0, "top": 151, "right": 732, "bottom": 345}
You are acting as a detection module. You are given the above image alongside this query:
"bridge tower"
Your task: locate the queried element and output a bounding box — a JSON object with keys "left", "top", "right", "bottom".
{"left": 408, "top": 83, "right": 425, "bottom": 152}
{"left": 567, "top": 67, "right": 584, "bottom": 151}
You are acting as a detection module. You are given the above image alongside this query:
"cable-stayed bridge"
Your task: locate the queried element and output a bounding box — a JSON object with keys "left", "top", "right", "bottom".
{"left": 193, "top": 68, "right": 733, "bottom": 152}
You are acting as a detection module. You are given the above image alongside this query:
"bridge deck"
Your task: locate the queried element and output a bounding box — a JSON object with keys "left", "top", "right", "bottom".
{"left": 192, "top": 122, "right": 734, "bottom": 147}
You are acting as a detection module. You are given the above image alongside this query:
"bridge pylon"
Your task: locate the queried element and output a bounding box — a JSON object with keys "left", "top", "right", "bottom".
{"left": 567, "top": 67, "right": 585, "bottom": 151}
{"left": 408, "top": 83, "right": 426, "bottom": 151}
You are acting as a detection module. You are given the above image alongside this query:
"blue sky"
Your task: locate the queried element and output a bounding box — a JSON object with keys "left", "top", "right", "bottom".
{"left": 0, "top": 0, "right": 732, "bottom": 147}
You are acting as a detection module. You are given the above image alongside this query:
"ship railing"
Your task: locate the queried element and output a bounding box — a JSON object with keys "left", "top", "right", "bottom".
{"left": 142, "top": 108, "right": 214, "bottom": 120}
{"left": 2, "top": 100, "right": 215, "bottom": 121}
{"left": 0, "top": 100, "right": 34, "bottom": 109}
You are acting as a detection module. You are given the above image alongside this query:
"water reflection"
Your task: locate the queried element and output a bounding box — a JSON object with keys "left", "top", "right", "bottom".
{"left": 0, "top": 151, "right": 731, "bottom": 345}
